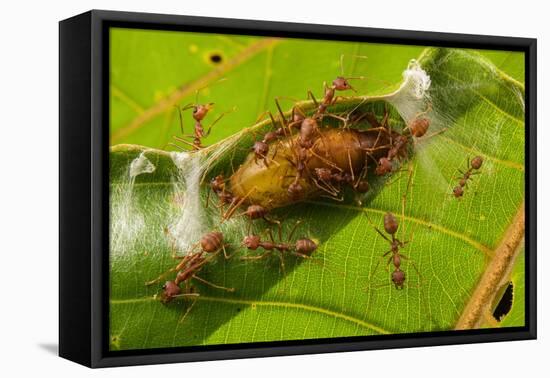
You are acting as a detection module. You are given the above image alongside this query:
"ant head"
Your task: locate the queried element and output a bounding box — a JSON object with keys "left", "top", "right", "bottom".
{"left": 392, "top": 270, "right": 405, "bottom": 289}
{"left": 355, "top": 180, "right": 370, "bottom": 193}
{"left": 384, "top": 212, "right": 399, "bottom": 235}
{"left": 161, "top": 281, "right": 181, "bottom": 303}
{"left": 293, "top": 111, "right": 305, "bottom": 123}
{"left": 333, "top": 76, "right": 354, "bottom": 91}
{"left": 243, "top": 235, "right": 261, "bottom": 249}
{"left": 301, "top": 117, "right": 318, "bottom": 131}
{"left": 314, "top": 167, "right": 332, "bottom": 181}
{"left": 471, "top": 156, "right": 483, "bottom": 170}
{"left": 252, "top": 141, "right": 269, "bottom": 156}
{"left": 453, "top": 186, "right": 464, "bottom": 198}
{"left": 287, "top": 181, "right": 304, "bottom": 200}
{"left": 192, "top": 103, "right": 214, "bottom": 121}
{"left": 211, "top": 174, "right": 224, "bottom": 187}
{"left": 375, "top": 157, "right": 393, "bottom": 176}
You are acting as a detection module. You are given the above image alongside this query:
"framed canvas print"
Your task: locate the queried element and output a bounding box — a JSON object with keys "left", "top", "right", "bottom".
{"left": 59, "top": 10, "right": 536, "bottom": 368}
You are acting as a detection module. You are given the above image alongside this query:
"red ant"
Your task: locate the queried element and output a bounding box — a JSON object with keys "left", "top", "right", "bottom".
{"left": 206, "top": 177, "right": 281, "bottom": 232}
{"left": 452, "top": 156, "right": 483, "bottom": 198}
{"left": 240, "top": 221, "right": 318, "bottom": 274}
{"left": 308, "top": 55, "right": 364, "bottom": 119}
{"left": 250, "top": 112, "right": 290, "bottom": 167}
{"left": 170, "top": 84, "right": 233, "bottom": 151}
{"left": 146, "top": 231, "right": 234, "bottom": 304}
{"left": 206, "top": 174, "right": 235, "bottom": 216}
{"left": 248, "top": 101, "right": 306, "bottom": 167}
{"left": 356, "top": 104, "right": 435, "bottom": 176}
{"left": 366, "top": 165, "right": 422, "bottom": 290}
{"left": 312, "top": 167, "right": 369, "bottom": 200}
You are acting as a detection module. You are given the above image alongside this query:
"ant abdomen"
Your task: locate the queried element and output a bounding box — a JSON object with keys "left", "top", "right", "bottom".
{"left": 244, "top": 204, "right": 268, "bottom": 220}
{"left": 392, "top": 270, "right": 405, "bottom": 289}
{"left": 296, "top": 238, "right": 317, "bottom": 254}
{"left": 200, "top": 231, "right": 224, "bottom": 253}
{"left": 409, "top": 117, "right": 430, "bottom": 138}
{"left": 384, "top": 212, "right": 399, "bottom": 235}
{"left": 471, "top": 156, "right": 483, "bottom": 170}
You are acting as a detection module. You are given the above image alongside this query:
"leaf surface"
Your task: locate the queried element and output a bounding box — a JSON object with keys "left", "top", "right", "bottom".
{"left": 109, "top": 34, "right": 525, "bottom": 350}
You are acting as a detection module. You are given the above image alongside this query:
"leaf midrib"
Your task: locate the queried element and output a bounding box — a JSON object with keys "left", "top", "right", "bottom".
{"left": 307, "top": 201, "right": 495, "bottom": 256}
{"left": 110, "top": 295, "right": 390, "bottom": 335}
{"left": 110, "top": 37, "right": 281, "bottom": 143}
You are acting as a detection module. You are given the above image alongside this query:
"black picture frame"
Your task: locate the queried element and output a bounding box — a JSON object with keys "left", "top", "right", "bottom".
{"left": 59, "top": 9, "right": 537, "bottom": 368}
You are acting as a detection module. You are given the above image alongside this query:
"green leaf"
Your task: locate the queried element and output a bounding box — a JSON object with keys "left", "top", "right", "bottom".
{"left": 109, "top": 39, "right": 525, "bottom": 350}
{"left": 500, "top": 247, "right": 525, "bottom": 327}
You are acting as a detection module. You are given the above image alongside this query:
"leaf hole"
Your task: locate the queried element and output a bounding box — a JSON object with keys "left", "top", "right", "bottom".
{"left": 492, "top": 281, "right": 513, "bottom": 322}
{"left": 209, "top": 53, "right": 223, "bottom": 64}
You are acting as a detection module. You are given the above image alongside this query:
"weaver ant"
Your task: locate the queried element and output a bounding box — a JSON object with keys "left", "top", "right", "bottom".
{"left": 452, "top": 156, "right": 483, "bottom": 198}
{"left": 312, "top": 167, "right": 369, "bottom": 200}
{"left": 146, "top": 230, "right": 235, "bottom": 304}
{"left": 240, "top": 221, "right": 318, "bottom": 274}
{"left": 353, "top": 103, "right": 435, "bottom": 176}
{"left": 206, "top": 176, "right": 281, "bottom": 233}
{"left": 308, "top": 55, "right": 364, "bottom": 119}
{"left": 170, "top": 84, "right": 234, "bottom": 151}
{"left": 366, "top": 165, "right": 422, "bottom": 290}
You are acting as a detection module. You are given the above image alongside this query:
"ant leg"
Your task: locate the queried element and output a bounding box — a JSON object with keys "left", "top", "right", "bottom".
{"left": 275, "top": 98, "right": 290, "bottom": 131}
{"left": 421, "top": 127, "right": 447, "bottom": 140}
{"left": 192, "top": 275, "right": 235, "bottom": 292}
{"left": 399, "top": 163, "right": 415, "bottom": 239}
{"left": 277, "top": 251, "right": 286, "bottom": 276}
{"left": 308, "top": 148, "right": 343, "bottom": 172}
{"left": 205, "top": 186, "right": 212, "bottom": 209}
{"left": 222, "top": 186, "right": 257, "bottom": 221}
{"left": 172, "top": 292, "right": 200, "bottom": 300}
{"left": 204, "top": 112, "right": 226, "bottom": 137}
{"left": 178, "top": 296, "right": 198, "bottom": 324}
{"left": 175, "top": 105, "right": 186, "bottom": 134}
{"left": 263, "top": 216, "right": 282, "bottom": 237}
{"left": 365, "top": 214, "right": 392, "bottom": 244}
{"left": 400, "top": 254, "right": 424, "bottom": 283}
{"left": 320, "top": 193, "right": 345, "bottom": 202}
{"left": 240, "top": 251, "right": 273, "bottom": 261}
{"left": 265, "top": 227, "right": 279, "bottom": 244}
{"left": 145, "top": 268, "right": 177, "bottom": 286}
{"left": 171, "top": 242, "right": 200, "bottom": 260}
{"left": 287, "top": 220, "right": 303, "bottom": 241}
{"left": 365, "top": 251, "right": 392, "bottom": 291}
{"left": 221, "top": 243, "right": 235, "bottom": 260}
{"left": 307, "top": 90, "right": 319, "bottom": 107}
{"left": 173, "top": 136, "right": 201, "bottom": 149}
{"left": 312, "top": 177, "right": 340, "bottom": 197}
{"left": 322, "top": 113, "right": 350, "bottom": 128}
